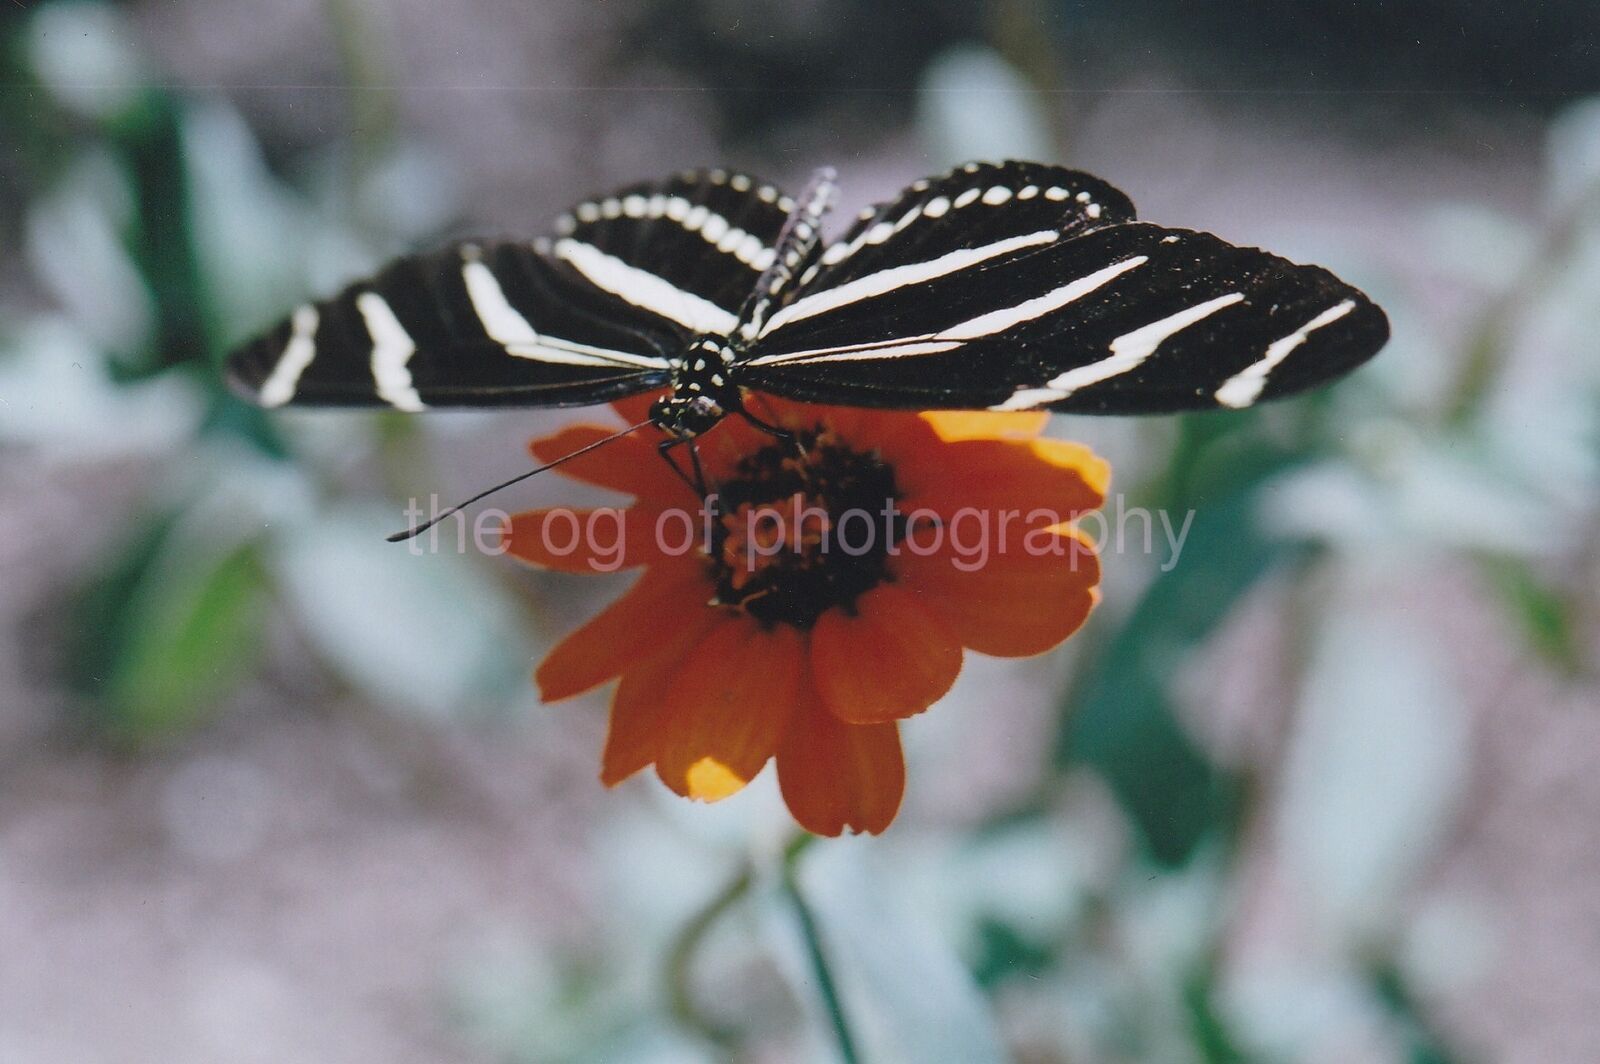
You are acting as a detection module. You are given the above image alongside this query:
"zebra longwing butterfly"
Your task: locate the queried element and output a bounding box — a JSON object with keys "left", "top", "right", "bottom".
{"left": 228, "top": 159, "right": 1388, "bottom": 450}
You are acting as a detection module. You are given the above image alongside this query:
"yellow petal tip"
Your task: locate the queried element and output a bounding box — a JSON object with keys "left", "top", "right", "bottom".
{"left": 685, "top": 757, "right": 747, "bottom": 802}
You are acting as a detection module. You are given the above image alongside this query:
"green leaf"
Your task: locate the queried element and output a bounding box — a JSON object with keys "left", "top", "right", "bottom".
{"left": 65, "top": 511, "right": 180, "bottom": 701}
{"left": 968, "top": 915, "right": 1056, "bottom": 990}
{"left": 1369, "top": 961, "right": 1463, "bottom": 1064}
{"left": 199, "top": 381, "right": 287, "bottom": 457}
{"left": 1052, "top": 503, "right": 1253, "bottom": 868}
{"left": 1183, "top": 959, "right": 1252, "bottom": 1064}
{"left": 68, "top": 513, "right": 268, "bottom": 743}
{"left": 103, "top": 541, "right": 268, "bottom": 740}
{"left": 116, "top": 89, "right": 219, "bottom": 375}
{"left": 1480, "top": 554, "right": 1583, "bottom": 675}
{"left": 1055, "top": 412, "right": 1312, "bottom": 867}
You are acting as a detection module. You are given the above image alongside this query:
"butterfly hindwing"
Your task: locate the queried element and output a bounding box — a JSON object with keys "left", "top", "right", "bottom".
{"left": 783, "top": 161, "right": 1136, "bottom": 298}
{"left": 226, "top": 241, "right": 676, "bottom": 409}
{"left": 750, "top": 161, "right": 1138, "bottom": 348}
{"left": 549, "top": 169, "right": 800, "bottom": 331}
{"left": 742, "top": 222, "right": 1388, "bottom": 414}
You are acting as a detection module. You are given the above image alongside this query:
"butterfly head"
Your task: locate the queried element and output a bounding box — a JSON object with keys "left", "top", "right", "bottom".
{"left": 651, "top": 392, "right": 726, "bottom": 439}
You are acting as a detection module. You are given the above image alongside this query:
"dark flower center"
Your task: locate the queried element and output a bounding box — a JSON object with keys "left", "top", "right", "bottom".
{"left": 707, "top": 426, "right": 905, "bottom": 628}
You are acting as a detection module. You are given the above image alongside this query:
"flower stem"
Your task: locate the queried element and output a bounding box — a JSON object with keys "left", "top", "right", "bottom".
{"left": 782, "top": 834, "right": 861, "bottom": 1064}
{"left": 664, "top": 860, "right": 754, "bottom": 1052}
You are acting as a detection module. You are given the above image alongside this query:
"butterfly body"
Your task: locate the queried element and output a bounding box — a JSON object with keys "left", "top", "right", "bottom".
{"left": 228, "top": 161, "right": 1389, "bottom": 436}
{"left": 650, "top": 334, "right": 745, "bottom": 439}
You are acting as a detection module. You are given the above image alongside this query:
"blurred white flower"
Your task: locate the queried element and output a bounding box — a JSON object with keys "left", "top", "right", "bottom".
{"left": 1398, "top": 890, "right": 1497, "bottom": 998}
{"left": 24, "top": 152, "right": 154, "bottom": 354}
{"left": 270, "top": 503, "right": 527, "bottom": 719}
{"left": 152, "top": 437, "right": 319, "bottom": 553}
{"left": 774, "top": 841, "right": 1011, "bottom": 1064}
{"left": 1422, "top": 202, "right": 1539, "bottom": 291}
{"left": 1261, "top": 420, "right": 1575, "bottom": 563}
{"left": 1115, "top": 856, "right": 1225, "bottom": 986}
{"left": 942, "top": 819, "right": 1108, "bottom": 935}
{"left": 27, "top": 0, "right": 148, "bottom": 121}
{"left": 351, "top": 144, "right": 462, "bottom": 244}
{"left": 179, "top": 102, "right": 319, "bottom": 347}
{"left": 0, "top": 317, "right": 202, "bottom": 455}
{"left": 1226, "top": 962, "right": 1393, "bottom": 1064}
{"left": 1481, "top": 355, "right": 1600, "bottom": 516}
{"left": 1277, "top": 603, "right": 1468, "bottom": 942}
{"left": 1546, "top": 96, "right": 1600, "bottom": 216}
{"left": 181, "top": 99, "right": 460, "bottom": 346}
{"left": 918, "top": 46, "right": 1055, "bottom": 169}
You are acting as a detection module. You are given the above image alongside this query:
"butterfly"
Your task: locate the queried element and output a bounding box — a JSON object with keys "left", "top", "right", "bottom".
{"left": 227, "top": 160, "right": 1388, "bottom": 520}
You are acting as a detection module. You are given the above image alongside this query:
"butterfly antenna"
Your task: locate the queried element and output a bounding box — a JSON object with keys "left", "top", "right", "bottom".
{"left": 386, "top": 417, "right": 657, "bottom": 543}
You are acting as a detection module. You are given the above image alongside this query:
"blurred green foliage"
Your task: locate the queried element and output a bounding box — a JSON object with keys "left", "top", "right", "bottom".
{"left": 103, "top": 542, "right": 268, "bottom": 738}
{"left": 1055, "top": 410, "right": 1305, "bottom": 867}
{"left": 34, "top": 92, "right": 278, "bottom": 737}
{"left": 2, "top": 2, "right": 519, "bottom": 744}
{"left": 66, "top": 513, "right": 263, "bottom": 740}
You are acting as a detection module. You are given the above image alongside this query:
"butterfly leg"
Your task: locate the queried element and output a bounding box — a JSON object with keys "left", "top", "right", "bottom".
{"left": 657, "top": 437, "right": 709, "bottom": 498}
{"left": 738, "top": 408, "right": 794, "bottom": 442}
{"left": 738, "top": 406, "right": 810, "bottom": 464}
{"left": 685, "top": 439, "right": 707, "bottom": 496}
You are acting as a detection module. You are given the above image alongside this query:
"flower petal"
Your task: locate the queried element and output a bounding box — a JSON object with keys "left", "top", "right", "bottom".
{"left": 896, "top": 437, "right": 1109, "bottom": 521}
{"left": 531, "top": 424, "right": 688, "bottom": 505}
{"left": 601, "top": 604, "right": 725, "bottom": 785}
{"left": 777, "top": 681, "right": 905, "bottom": 836}
{"left": 536, "top": 558, "right": 712, "bottom": 701}
{"left": 897, "top": 523, "right": 1100, "bottom": 658}
{"left": 653, "top": 616, "right": 804, "bottom": 800}
{"left": 920, "top": 410, "right": 1048, "bottom": 442}
{"left": 502, "top": 506, "right": 670, "bottom": 573}
{"left": 810, "top": 584, "right": 963, "bottom": 724}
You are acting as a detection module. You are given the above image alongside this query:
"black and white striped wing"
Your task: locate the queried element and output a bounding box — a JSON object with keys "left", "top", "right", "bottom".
{"left": 788, "top": 161, "right": 1134, "bottom": 295}
{"left": 228, "top": 169, "right": 801, "bottom": 410}
{"left": 548, "top": 169, "right": 802, "bottom": 336}
{"left": 227, "top": 241, "right": 679, "bottom": 410}
{"left": 744, "top": 166, "right": 1387, "bottom": 414}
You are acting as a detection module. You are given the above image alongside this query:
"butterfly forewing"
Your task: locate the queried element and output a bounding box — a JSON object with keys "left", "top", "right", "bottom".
{"left": 743, "top": 222, "right": 1388, "bottom": 414}
{"left": 227, "top": 170, "right": 804, "bottom": 410}
{"left": 226, "top": 241, "right": 680, "bottom": 409}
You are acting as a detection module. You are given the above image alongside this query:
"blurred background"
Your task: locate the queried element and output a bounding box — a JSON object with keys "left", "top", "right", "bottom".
{"left": 2, "top": 1, "right": 1598, "bottom": 1061}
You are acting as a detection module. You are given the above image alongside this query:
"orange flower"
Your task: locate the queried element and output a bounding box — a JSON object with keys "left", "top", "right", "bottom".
{"left": 503, "top": 393, "right": 1107, "bottom": 835}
